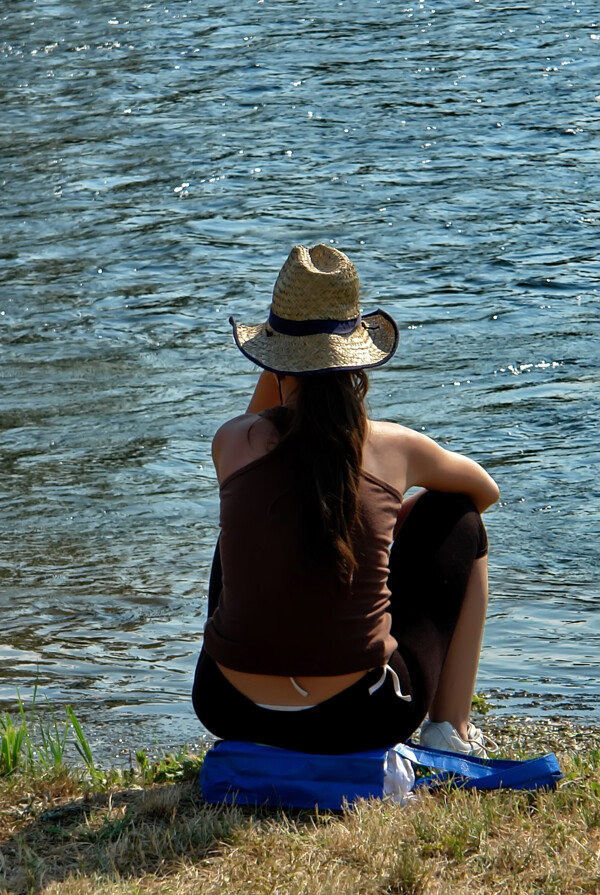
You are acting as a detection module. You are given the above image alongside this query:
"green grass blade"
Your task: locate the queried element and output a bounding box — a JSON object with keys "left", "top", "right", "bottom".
{"left": 66, "top": 705, "right": 97, "bottom": 779}
{"left": 16, "top": 688, "right": 35, "bottom": 768}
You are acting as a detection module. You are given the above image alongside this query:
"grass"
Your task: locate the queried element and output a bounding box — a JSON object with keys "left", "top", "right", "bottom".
{"left": 0, "top": 698, "right": 599, "bottom": 894}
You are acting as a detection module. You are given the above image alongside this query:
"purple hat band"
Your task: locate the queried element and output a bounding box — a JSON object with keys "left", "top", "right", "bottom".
{"left": 268, "top": 310, "right": 362, "bottom": 337}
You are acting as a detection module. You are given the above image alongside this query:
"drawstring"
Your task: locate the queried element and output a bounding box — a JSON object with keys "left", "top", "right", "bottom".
{"left": 368, "top": 665, "right": 412, "bottom": 702}
{"left": 290, "top": 676, "right": 310, "bottom": 697}
{"left": 291, "top": 669, "right": 411, "bottom": 701}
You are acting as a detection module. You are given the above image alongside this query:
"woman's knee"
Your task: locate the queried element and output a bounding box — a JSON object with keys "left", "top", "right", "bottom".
{"left": 419, "top": 490, "right": 478, "bottom": 518}
{"left": 426, "top": 491, "right": 487, "bottom": 555}
{"left": 390, "top": 490, "right": 488, "bottom": 570}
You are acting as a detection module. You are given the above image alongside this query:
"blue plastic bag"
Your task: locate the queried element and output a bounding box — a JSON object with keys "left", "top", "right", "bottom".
{"left": 200, "top": 738, "right": 562, "bottom": 810}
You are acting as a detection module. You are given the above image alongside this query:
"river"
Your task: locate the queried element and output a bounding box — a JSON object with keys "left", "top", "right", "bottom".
{"left": 1, "top": 0, "right": 598, "bottom": 762}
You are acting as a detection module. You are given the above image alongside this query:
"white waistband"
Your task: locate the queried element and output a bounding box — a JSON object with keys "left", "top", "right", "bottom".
{"left": 255, "top": 702, "right": 317, "bottom": 711}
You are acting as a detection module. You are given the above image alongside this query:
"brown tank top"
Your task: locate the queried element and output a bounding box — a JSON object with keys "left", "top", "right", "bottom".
{"left": 202, "top": 447, "right": 402, "bottom": 676}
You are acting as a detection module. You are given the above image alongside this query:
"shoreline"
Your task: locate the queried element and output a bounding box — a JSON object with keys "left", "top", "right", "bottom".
{"left": 3, "top": 689, "right": 597, "bottom": 773}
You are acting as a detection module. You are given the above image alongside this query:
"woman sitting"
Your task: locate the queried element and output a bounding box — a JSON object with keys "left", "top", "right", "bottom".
{"left": 193, "top": 243, "right": 499, "bottom": 756}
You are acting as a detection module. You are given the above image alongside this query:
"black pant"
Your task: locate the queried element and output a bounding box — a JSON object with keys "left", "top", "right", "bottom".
{"left": 192, "top": 491, "right": 488, "bottom": 754}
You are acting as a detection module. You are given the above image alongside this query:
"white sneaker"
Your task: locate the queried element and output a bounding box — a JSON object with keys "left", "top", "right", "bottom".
{"left": 418, "top": 720, "right": 493, "bottom": 758}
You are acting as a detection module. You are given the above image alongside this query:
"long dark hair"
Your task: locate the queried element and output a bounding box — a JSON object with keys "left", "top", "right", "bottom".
{"left": 269, "top": 369, "right": 369, "bottom": 585}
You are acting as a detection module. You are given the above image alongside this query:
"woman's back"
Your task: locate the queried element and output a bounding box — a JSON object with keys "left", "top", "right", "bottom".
{"left": 204, "top": 439, "right": 402, "bottom": 676}
{"left": 213, "top": 410, "right": 409, "bottom": 495}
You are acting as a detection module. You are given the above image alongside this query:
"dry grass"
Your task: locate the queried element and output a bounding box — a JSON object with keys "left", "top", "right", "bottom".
{"left": 0, "top": 719, "right": 599, "bottom": 895}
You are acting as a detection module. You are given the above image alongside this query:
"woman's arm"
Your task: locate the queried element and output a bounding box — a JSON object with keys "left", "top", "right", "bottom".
{"left": 211, "top": 373, "right": 281, "bottom": 481}
{"left": 405, "top": 429, "right": 499, "bottom": 513}
{"left": 246, "top": 371, "right": 280, "bottom": 413}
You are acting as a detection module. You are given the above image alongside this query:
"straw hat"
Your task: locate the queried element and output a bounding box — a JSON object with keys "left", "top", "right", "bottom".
{"left": 230, "top": 244, "right": 399, "bottom": 375}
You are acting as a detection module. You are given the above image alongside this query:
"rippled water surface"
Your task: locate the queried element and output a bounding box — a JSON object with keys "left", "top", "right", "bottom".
{"left": 1, "top": 1, "right": 599, "bottom": 760}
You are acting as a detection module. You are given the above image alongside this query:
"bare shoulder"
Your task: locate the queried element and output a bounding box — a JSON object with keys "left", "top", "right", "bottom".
{"left": 368, "top": 418, "right": 414, "bottom": 441}
{"left": 212, "top": 413, "right": 279, "bottom": 482}
{"left": 214, "top": 413, "right": 255, "bottom": 441}
{"left": 370, "top": 419, "right": 441, "bottom": 451}
{"left": 363, "top": 419, "right": 416, "bottom": 493}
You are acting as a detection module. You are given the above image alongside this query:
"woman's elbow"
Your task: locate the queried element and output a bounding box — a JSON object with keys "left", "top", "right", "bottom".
{"left": 477, "top": 477, "right": 500, "bottom": 513}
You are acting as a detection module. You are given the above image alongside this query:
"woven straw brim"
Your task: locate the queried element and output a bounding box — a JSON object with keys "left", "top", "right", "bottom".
{"left": 231, "top": 309, "right": 399, "bottom": 375}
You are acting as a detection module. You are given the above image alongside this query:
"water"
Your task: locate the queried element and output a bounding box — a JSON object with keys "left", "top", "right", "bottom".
{"left": 1, "top": 1, "right": 598, "bottom": 762}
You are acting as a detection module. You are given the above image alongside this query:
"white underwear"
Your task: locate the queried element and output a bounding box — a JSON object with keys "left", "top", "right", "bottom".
{"left": 255, "top": 702, "right": 318, "bottom": 711}
{"left": 254, "top": 665, "right": 411, "bottom": 711}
